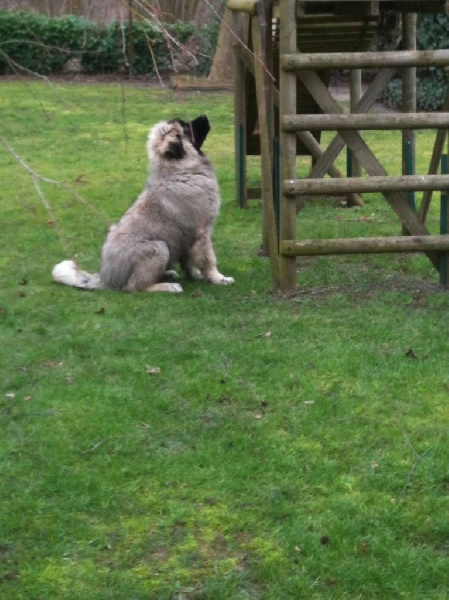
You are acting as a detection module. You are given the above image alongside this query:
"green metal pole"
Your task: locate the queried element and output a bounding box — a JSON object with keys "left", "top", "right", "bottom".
{"left": 238, "top": 125, "right": 245, "bottom": 209}
{"left": 440, "top": 154, "right": 448, "bottom": 287}
{"left": 273, "top": 136, "right": 280, "bottom": 250}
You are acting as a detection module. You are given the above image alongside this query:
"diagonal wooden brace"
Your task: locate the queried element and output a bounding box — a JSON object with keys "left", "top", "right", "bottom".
{"left": 309, "top": 68, "right": 395, "bottom": 178}
{"left": 296, "top": 69, "right": 438, "bottom": 268}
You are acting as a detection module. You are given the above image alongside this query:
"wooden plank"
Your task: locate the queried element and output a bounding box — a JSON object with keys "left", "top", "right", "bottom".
{"left": 281, "top": 112, "right": 449, "bottom": 131}
{"left": 278, "top": 0, "right": 298, "bottom": 293}
{"left": 280, "top": 235, "right": 449, "bottom": 257}
{"left": 283, "top": 174, "right": 449, "bottom": 196}
{"left": 282, "top": 49, "right": 449, "bottom": 70}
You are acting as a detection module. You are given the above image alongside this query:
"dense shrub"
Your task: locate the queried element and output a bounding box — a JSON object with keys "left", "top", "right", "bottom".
{"left": 0, "top": 9, "right": 217, "bottom": 77}
{"left": 383, "top": 13, "right": 449, "bottom": 111}
{"left": 0, "top": 11, "right": 91, "bottom": 74}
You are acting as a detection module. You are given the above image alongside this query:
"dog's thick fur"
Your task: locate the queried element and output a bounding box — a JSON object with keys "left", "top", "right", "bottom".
{"left": 52, "top": 115, "right": 234, "bottom": 293}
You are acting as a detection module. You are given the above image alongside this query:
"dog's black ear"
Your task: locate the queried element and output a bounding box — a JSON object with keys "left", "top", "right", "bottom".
{"left": 190, "top": 114, "right": 210, "bottom": 151}
{"left": 175, "top": 115, "right": 210, "bottom": 152}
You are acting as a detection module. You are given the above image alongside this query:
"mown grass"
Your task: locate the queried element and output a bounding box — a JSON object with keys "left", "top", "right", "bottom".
{"left": 1, "top": 80, "right": 449, "bottom": 599}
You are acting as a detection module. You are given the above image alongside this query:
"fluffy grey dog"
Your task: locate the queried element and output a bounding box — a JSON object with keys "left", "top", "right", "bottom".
{"left": 52, "top": 115, "right": 234, "bottom": 293}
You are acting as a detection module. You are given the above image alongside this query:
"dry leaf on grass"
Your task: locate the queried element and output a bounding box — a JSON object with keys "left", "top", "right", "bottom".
{"left": 145, "top": 366, "right": 161, "bottom": 375}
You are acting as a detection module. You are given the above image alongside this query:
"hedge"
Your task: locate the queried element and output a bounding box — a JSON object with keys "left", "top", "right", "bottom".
{"left": 2, "top": 8, "right": 448, "bottom": 109}
{"left": 0, "top": 9, "right": 217, "bottom": 77}
{"left": 383, "top": 13, "right": 449, "bottom": 111}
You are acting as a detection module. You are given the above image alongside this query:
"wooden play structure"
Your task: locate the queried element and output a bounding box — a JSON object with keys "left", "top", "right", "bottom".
{"left": 228, "top": 0, "right": 449, "bottom": 292}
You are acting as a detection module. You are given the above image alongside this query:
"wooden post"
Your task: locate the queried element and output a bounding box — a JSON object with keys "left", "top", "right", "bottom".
{"left": 347, "top": 69, "right": 362, "bottom": 207}
{"left": 252, "top": 3, "right": 277, "bottom": 265}
{"left": 233, "top": 12, "right": 249, "bottom": 208}
{"left": 278, "top": 0, "right": 298, "bottom": 293}
{"left": 402, "top": 12, "right": 417, "bottom": 234}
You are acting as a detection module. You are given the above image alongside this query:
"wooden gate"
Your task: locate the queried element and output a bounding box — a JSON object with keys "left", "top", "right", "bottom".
{"left": 229, "top": 0, "right": 449, "bottom": 292}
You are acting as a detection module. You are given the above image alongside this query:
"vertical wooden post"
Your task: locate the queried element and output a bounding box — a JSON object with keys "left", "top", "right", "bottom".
{"left": 252, "top": 14, "right": 271, "bottom": 244}
{"left": 402, "top": 12, "right": 417, "bottom": 234}
{"left": 252, "top": 1, "right": 279, "bottom": 276}
{"left": 347, "top": 68, "right": 362, "bottom": 206}
{"left": 278, "top": 0, "right": 297, "bottom": 292}
{"left": 233, "top": 12, "right": 248, "bottom": 208}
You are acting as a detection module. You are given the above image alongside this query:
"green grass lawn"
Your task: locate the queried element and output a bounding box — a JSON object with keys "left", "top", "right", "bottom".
{"left": 1, "top": 80, "right": 449, "bottom": 599}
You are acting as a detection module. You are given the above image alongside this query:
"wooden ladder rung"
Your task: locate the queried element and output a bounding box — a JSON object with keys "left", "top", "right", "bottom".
{"left": 281, "top": 113, "right": 449, "bottom": 131}
{"left": 280, "top": 235, "right": 449, "bottom": 256}
{"left": 281, "top": 49, "right": 449, "bottom": 70}
{"left": 283, "top": 174, "right": 449, "bottom": 196}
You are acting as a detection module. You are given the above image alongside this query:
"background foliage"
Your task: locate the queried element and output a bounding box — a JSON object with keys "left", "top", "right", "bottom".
{"left": 0, "top": 9, "right": 218, "bottom": 76}
{"left": 382, "top": 13, "right": 449, "bottom": 110}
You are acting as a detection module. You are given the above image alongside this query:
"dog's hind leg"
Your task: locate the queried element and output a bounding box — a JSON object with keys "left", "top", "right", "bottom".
{"left": 124, "top": 241, "right": 183, "bottom": 293}
{"left": 189, "top": 231, "right": 234, "bottom": 285}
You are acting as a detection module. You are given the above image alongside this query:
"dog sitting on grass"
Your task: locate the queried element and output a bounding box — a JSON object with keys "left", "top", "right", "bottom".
{"left": 52, "top": 114, "right": 234, "bottom": 293}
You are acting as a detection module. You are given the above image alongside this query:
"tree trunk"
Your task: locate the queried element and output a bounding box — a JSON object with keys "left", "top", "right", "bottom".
{"left": 208, "top": 8, "right": 234, "bottom": 82}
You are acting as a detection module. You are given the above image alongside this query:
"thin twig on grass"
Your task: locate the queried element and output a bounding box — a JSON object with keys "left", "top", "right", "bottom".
{"left": 0, "top": 133, "right": 112, "bottom": 255}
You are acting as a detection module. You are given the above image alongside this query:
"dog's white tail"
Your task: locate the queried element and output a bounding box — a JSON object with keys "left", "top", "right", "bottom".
{"left": 52, "top": 260, "right": 103, "bottom": 290}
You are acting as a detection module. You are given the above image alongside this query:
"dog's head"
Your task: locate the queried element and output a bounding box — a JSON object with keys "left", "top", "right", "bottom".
{"left": 148, "top": 115, "right": 210, "bottom": 162}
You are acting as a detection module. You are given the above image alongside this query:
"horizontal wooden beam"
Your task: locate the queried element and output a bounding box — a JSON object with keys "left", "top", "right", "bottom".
{"left": 283, "top": 174, "right": 449, "bottom": 196}
{"left": 281, "top": 113, "right": 449, "bottom": 131}
{"left": 282, "top": 49, "right": 449, "bottom": 70}
{"left": 280, "top": 235, "right": 449, "bottom": 256}
{"left": 227, "top": 0, "right": 258, "bottom": 14}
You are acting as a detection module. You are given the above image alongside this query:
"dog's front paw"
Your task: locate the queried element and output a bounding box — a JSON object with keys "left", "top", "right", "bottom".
{"left": 146, "top": 282, "right": 183, "bottom": 293}
{"left": 211, "top": 275, "right": 235, "bottom": 285}
{"left": 164, "top": 269, "right": 180, "bottom": 279}
{"left": 220, "top": 276, "right": 235, "bottom": 285}
{"left": 165, "top": 283, "right": 183, "bottom": 293}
